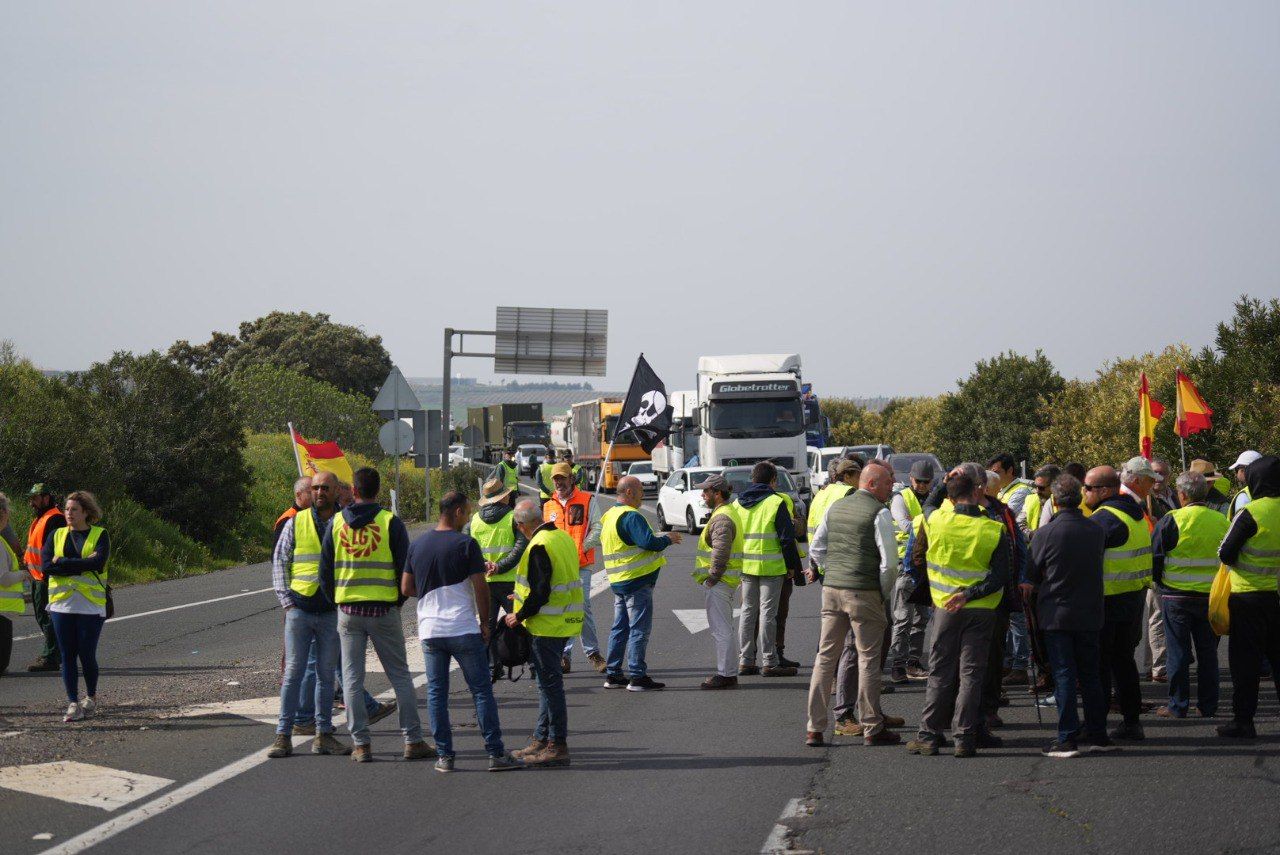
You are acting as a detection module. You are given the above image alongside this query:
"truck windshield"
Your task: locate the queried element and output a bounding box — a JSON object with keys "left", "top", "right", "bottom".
{"left": 707, "top": 399, "right": 804, "bottom": 439}
{"left": 510, "top": 424, "right": 544, "bottom": 442}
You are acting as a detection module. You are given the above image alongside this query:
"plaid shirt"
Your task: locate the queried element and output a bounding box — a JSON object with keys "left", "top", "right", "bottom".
{"left": 340, "top": 603, "right": 392, "bottom": 617}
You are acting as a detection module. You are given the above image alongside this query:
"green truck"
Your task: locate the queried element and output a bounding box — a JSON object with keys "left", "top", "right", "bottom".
{"left": 466, "top": 403, "right": 549, "bottom": 462}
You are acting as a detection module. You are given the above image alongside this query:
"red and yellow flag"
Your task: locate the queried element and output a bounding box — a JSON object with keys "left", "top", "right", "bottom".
{"left": 1138, "top": 372, "right": 1164, "bottom": 459}
{"left": 290, "top": 425, "right": 355, "bottom": 485}
{"left": 1174, "top": 371, "right": 1213, "bottom": 438}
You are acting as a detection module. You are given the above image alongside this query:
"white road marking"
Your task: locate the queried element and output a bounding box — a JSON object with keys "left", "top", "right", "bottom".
{"left": 0, "top": 762, "right": 174, "bottom": 812}
{"left": 760, "top": 797, "right": 814, "bottom": 854}
{"left": 164, "top": 696, "right": 281, "bottom": 726}
{"left": 14, "top": 587, "right": 275, "bottom": 642}
{"left": 673, "top": 607, "right": 743, "bottom": 634}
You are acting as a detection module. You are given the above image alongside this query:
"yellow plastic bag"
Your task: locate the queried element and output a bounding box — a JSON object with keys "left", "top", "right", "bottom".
{"left": 1209, "top": 565, "right": 1232, "bottom": 636}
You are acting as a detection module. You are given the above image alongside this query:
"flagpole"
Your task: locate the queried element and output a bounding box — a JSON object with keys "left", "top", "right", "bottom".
{"left": 287, "top": 422, "right": 305, "bottom": 477}
{"left": 1176, "top": 366, "right": 1187, "bottom": 471}
{"left": 598, "top": 353, "right": 644, "bottom": 497}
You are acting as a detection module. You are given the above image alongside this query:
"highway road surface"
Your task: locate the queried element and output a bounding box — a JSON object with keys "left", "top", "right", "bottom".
{"left": 1, "top": 477, "right": 1279, "bottom": 854}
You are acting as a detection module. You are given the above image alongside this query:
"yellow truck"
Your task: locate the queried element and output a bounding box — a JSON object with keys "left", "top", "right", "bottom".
{"left": 571, "top": 397, "right": 649, "bottom": 492}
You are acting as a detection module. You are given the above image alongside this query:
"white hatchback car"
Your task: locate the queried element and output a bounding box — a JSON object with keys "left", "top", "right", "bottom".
{"left": 656, "top": 467, "right": 724, "bottom": 534}
{"left": 626, "top": 461, "right": 659, "bottom": 492}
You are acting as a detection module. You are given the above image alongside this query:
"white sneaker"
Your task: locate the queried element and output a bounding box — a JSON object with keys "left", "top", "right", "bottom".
{"left": 64, "top": 702, "right": 84, "bottom": 722}
{"left": 81, "top": 697, "right": 98, "bottom": 717}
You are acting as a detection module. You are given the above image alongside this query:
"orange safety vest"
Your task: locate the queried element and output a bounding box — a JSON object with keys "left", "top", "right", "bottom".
{"left": 26, "top": 507, "right": 65, "bottom": 582}
{"left": 275, "top": 506, "right": 300, "bottom": 530}
{"left": 543, "top": 489, "right": 596, "bottom": 567}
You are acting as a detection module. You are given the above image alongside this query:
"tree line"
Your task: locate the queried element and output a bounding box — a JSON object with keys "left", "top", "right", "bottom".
{"left": 825, "top": 295, "right": 1280, "bottom": 470}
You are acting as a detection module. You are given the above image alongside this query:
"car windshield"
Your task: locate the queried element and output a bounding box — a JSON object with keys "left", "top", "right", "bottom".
{"left": 889, "top": 453, "right": 938, "bottom": 483}
{"left": 706, "top": 399, "right": 804, "bottom": 439}
{"left": 721, "top": 468, "right": 795, "bottom": 494}
{"left": 687, "top": 470, "right": 719, "bottom": 490}
{"left": 519, "top": 445, "right": 545, "bottom": 454}
{"left": 629, "top": 463, "right": 652, "bottom": 474}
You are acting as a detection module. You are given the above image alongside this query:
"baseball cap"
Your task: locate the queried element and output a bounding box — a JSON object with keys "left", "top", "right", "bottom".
{"left": 909, "top": 460, "right": 935, "bottom": 481}
{"left": 1231, "top": 450, "right": 1262, "bottom": 471}
{"left": 700, "top": 473, "right": 731, "bottom": 493}
{"left": 551, "top": 462, "right": 574, "bottom": 479}
{"left": 1121, "top": 456, "right": 1158, "bottom": 480}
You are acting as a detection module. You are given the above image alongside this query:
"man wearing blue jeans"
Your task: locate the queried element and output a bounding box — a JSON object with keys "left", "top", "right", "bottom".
{"left": 599, "top": 476, "right": 681, "bottom": 692}
{"left": 1021, "top": 474, "right": 1116, "bottom": 758}
{"left": 406, "top": 490, "right": 520, "bottom": 772}
{"left": 294, "top": 643, "right": 392, "bottom": 734}
{"left": 268, "top": 471, "right": 350, "bottom": 758}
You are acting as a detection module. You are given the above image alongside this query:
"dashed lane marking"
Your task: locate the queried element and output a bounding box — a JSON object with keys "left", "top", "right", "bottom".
{"left": 0, "top": 761, "right": 175, "bottom": 812}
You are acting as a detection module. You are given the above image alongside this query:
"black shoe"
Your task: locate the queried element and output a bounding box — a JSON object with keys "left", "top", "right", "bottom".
{"left": 889, "top": 667, "right": 908, "bottom": 684}
{"left": 603, "top": 674, "right": 629, "bottom": 690}
{"left": 1217, "top": 721, "right": 1257, "bottom": 739}
{"left": 1109, "top": 722, "right": 1145, "bottom": 742}
{"left": 627, "top": 676, "right": 665, "bottom": 692}
{"left": 881, "top": 683, "right": 896, "bottom": 694}
{"left": 1042, "top": 739, "right": 1081, "bottom": 759}
{"left": 491, "top": 664, "right": 505, "bottom": 684}
{"left": 974, "top": 731, "right": 1004, "bottom": 749}
{"left": 777, "top": 652, "right": 800, "bottom": 669}
{"left": 27, "top": 656, "right": 60, "bottom": 673}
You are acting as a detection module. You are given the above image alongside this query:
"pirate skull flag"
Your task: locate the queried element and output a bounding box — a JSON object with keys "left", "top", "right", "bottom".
{"left": 611, "top": 354, "right": 673, "bottom": 453}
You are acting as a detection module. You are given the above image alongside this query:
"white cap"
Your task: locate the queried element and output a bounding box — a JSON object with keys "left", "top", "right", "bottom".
{"left": 1230, "top": 450, "right": 1262, "bottom": 471}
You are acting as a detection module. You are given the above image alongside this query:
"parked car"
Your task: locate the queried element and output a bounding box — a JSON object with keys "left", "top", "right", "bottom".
{"left": 846, "top": 443, "right": 894, "bottom": 462}
{"left": 515, "top": 443, "right": 548, "bottom": 476}
{"left": 448, "top": 444, "right": 480, "bottom": 464}
{"left": 721, "top": 466, "right": 807, "bottom": 523}
{"left": 808, "top": 445, "right": 852, "bottom": 490}
{"left": 657, "top": 465, "right": 806, "bottom": 534}
{"left": 885, "top": 452, "right": 946, "bottom": 489}
{"left": 627, "top": 461, "right": 658, "bottom": 492}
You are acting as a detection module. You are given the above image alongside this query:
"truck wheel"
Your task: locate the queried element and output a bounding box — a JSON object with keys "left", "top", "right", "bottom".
{"left": 656, "top": 504, "right": 672, "bottom": 532}
{"left": 686, "top": 508, "right": 701, "bottom": 536}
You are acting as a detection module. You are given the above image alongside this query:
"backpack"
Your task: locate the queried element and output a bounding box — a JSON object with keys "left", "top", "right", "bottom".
{"left": 492, "top": 619, "right": 531, "bottom": 680}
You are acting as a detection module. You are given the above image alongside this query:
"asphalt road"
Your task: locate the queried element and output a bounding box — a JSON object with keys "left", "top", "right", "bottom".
{"left": 1, "top": 479, "right": 1278, "bottom": 854}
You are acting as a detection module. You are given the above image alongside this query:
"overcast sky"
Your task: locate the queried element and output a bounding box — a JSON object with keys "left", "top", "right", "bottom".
{"left": 3, "top": 3, "right": 1277, "bottom": 397}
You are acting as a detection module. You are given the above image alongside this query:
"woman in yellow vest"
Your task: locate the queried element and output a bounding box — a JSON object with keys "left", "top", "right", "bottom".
{"left": 0, "top": 493, "right": 28, "bottom": 676}
{"left": 41, "top": 491, "right": 111, "bottom": 723}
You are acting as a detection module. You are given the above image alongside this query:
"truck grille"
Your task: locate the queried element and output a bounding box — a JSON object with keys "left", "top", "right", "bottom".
{"left": 719, "top": 456, "right": 795, "bottom": 470}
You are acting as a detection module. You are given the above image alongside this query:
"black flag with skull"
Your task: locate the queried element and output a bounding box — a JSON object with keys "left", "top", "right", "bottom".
{"left": 611, "top": 354, "right": 673, "bottom": 453}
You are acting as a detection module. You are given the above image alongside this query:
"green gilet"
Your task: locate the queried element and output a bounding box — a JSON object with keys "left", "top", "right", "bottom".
{"left": 822, "top": 490, "right": 885, "bottom": 591}
{"left": 808, "top": 484, "right": 853, "bottom": 572}
{"left": 1162, "top": 504, "right": 1228, "bottom": 594}
{"left": 471, "top": 510, "right": 518, "bottom": 583}
{"left": 923, "top": 507, "right": 1003, "bottom": 610}
{"left": 513, "top": 527, "right": 584, "bottom": 637}
{"left": 1230, "top": 496, "right": 1280, "bottom": 593}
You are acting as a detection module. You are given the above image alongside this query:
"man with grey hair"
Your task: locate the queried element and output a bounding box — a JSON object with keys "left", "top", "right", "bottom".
{"left": 1151, "top": 470, "right": 1228, "bottom": 719}
{"left": 1120, "top": 456, "right": 1168, "bottom": 684}
{"left": 1021, "top": 474, "right": 1112, "bottom": 757}
{"left": 273, "top": 475, "right": 312, "bottom": 549}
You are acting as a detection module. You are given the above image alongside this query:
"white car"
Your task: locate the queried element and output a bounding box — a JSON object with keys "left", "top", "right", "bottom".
{"left": 448, "top": 444, "right": 478, "bottom": 464}
{"left": 515, "top": 444, "right": 548, "bottom": 476}
{"left": 808, "top": 445, "right": 851, "bottom": 490}
{"left": 655, "top": 467, "right": 725, "bottom": 534}
{"left": 627, "top": 461, "right": 658, "bottom": 492}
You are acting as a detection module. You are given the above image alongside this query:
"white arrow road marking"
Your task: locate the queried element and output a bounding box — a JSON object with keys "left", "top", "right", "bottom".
{"left": 0, "top": 762, "right": 174, "bottom": 812}
{"left": 673, "top": 607, "right": 744, "bottom": 634}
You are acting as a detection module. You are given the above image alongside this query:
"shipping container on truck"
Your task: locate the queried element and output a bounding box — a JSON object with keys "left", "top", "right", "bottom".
{"left": 571, "top": 397, "right": 649, "bottom": 492}
{"left": 465, "top": 403, "right": 547, "bottom": 462}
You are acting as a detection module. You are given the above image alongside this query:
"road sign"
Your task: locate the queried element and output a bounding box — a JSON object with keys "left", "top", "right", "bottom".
{"left": 494, "top": 306, "right": 608, "bottom": 377}
{"left": 371, "top": 366, "right": 421, "bottom": 417}
{"left": 411, "top": 410, "right": 442, "bottom": 468}
{"left": 379, "top": 420, "right": 413, "bottom": 456}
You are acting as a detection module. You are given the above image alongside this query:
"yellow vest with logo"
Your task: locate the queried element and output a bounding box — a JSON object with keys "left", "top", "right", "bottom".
{"left": 514, "top": 527, "right": 585, "bottom": 637}
{"left": 289, "top": 509, "right": 325, "bottom": 598}
{"left": 694, "top": 503, "right": 744, "bottom": 588}
{"left": 923, "top": 507, "right": 1003, "bottom": 610}
{"left": 1096, "top": 505, "right": 1152, "bottom": 596}
{"left": 471, "top": 510, "right": 518, "bottom": 583}
{"left": 1163, "top": 505, "right": 1229, "bottom": 594}
{"left": 1229, "top": 495, "right": 1280, "bottom": 593}
{"left": 737, "top": 493, "right": 789, "bottom": 577}
{"left": 48, "top": 526, "right": 109, "bottom": 608}
{"left": 332, "top": 509, "right": 398, "bottom": 604}
{"left": 600, "top": 505, "right": 666, "bottom": 584}
{"left": 0, "top": 538, "right": 23, "bottom": 614}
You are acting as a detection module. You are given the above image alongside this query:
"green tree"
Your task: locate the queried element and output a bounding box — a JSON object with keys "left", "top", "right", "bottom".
{"left": 72, "top": 351, "right": 251, "bottom": 544}
{"left": 935, "top": 351, "right": 1064, "bottom": 466}
{"left": 825, "top": 398, "right": 886, "bottom": 446}
{"left": 1031, "top": 345, "right": 1191, "bottom": 468}
{"left": 171, "top": 312, "right": 393, "bottom": 399}
{"left": 0, "top": 344, "right": 123, "bottom": 498}
{"left": 230, "top": 364, "right": 382, "bottom": 457}
{"left": 881, "top": 396, "right": 946, "bottom": 456}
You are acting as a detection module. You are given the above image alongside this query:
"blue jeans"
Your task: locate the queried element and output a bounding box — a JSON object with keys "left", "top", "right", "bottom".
{"left": 1043, "top": 629, "right": 1107, "bottom": 744}
{"left": 297, "top": 639, "right": 378, "bottom": 724}
{"left": 563, "top": 567, "right": 600, "bottom": 660}
{"left": 1005, "top": 610, "right": 1030, "bottom": 670}
{"left": 530, "top": 635, "right": 569, "bottom": 743}
{"left": 50, "top": 612, "right": 105, "bottom": 703}
{"left": 1161, "top": 594, "right": 1219, "bottom": 717}
{"left": 606, "top": 582, "right": 655, "bottom": 678}
{"left": 422, "top": 633, "right": 505, "bottom": 758}
{"left": 278, "top": 609, "right": 340, "bottom": 735}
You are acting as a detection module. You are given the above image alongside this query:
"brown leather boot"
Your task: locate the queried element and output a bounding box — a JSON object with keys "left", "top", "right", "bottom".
{"left": 403, "top": 741, "right": 436, "bottom": 760}
{"left": 513, "top": 738, "right": 549, "bottom": 760}
{"left": 266, "top": 734, "right": 292, "bottom": 759}
{"left": 351, "top": 744, "right": 373, "bottom": 763}
{"left": 526, "top": 741, "right": 570, "bottom": 768}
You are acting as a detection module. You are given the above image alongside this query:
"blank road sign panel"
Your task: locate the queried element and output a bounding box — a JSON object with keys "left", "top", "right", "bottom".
{"left": 495, "top": 306, "right": 608, "bottom": 377}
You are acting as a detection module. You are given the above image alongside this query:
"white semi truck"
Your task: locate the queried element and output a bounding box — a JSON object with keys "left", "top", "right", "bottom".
{"left": 694, "top": 354, "right": 810, "bottom": 496}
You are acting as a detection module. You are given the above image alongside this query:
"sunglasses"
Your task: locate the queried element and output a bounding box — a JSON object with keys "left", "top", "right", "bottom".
{"left": 1083, "top": 484, "right": 1107, "bottom": 491}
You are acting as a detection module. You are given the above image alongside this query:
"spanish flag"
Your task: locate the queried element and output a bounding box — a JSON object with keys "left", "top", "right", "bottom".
{"left": 1175, "top": 370, "right": 1213, "bottom": 438}
{"left": 290, "top": 424, "right": 355, "bottom": 485}
{"left": 1138, "top": 372, "right": 1164, "bottom": 460}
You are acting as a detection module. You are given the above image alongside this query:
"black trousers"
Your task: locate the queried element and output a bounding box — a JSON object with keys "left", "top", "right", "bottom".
{"left": 776, "top": 575, "right": 794, "bottom": 651}
{"left": 487, "top": 581, "right": 516, "bottom": 670}
{"left": 1226, "top": 591, "right": 1280, "bottom": 724}
{"left": 0, "top": 614, "right": 12, "bottom": 675}
{"left": 980, "top": 606, "right": 1011, "bottom": 717}
{"left": 1099, "top": 598, "right": 1144, "bottom": 725}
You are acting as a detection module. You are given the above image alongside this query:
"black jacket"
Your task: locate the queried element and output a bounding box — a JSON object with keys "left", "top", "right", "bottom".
{"left": 1026, "top": 508, "right": 1105, "bottom": 632}
{"left": 514, "top": 522, "right": 557, "bottom": 621}
{"left": 1219, "top": 455, "right": 1280, "bottom": 568}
